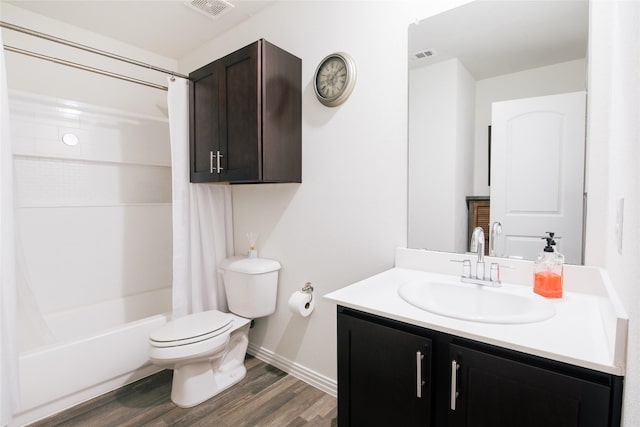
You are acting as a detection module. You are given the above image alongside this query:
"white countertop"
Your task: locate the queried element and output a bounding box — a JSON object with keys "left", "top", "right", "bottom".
{"left": 324, "top": 248, "right": 628, "bottom": 376}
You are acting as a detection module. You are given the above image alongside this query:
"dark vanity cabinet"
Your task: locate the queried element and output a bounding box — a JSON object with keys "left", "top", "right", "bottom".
{"left": 449, "top": 344, "right": 615, "bottom": 427}
{"left": 337, "top": 307, "right": 623, "bottom": 427}
{"left": 189, "top": 39, "right": 301, "bottom": 183}
{"left": 338, "top": 312, "right": 433, "bottom": 426}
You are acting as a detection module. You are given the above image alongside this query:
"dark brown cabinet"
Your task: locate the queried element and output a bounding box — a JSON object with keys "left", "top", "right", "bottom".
{"left": 337, "top": 306, "right": 623, "bottom": 427}
{"left": 467, "top": 197, "right": 490, "bottom": 255}
{"left": 189, "top": 39, "right": 301, "bottom": 183}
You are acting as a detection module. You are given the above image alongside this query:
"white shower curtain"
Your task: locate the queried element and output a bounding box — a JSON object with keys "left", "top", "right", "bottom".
{"left": 167, "top": 77, "right": 234, "bottom": 319}
{"left": 0, "top": 31, "right": 19, "bottom": 426}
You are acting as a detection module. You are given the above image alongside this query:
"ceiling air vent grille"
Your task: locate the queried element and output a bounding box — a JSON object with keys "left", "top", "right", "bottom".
{"left": 412, "top": 49, "right": 438, "bottom": 60}
{"left": 184, "top": 0, "right": 234, "bottom": 19}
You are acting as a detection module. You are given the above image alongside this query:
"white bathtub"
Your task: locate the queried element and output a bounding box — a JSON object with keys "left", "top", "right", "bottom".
{"left": 11, "top": 288, "right": 171, "bottom": 427}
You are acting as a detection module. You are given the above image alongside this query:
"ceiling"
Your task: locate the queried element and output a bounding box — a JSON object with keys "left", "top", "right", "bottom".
{"left": 409, "top": 0, "right": 589, "bottom": 80}
{"left": 3, "top": 0, "right": 276, "bottom": 59}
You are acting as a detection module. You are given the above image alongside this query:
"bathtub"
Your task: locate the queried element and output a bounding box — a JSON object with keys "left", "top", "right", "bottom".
{"left": 11, "top": 288, "right": 171, "bottom": 427}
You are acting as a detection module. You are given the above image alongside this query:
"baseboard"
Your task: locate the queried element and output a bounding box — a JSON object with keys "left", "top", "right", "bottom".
{"left": 247, "top": 343, "right": 337, "bottom": 398}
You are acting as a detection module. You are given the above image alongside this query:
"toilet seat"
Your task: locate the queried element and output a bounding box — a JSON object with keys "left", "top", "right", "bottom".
{"left": 150, "top": 310, "right": 233, "bottom": 348}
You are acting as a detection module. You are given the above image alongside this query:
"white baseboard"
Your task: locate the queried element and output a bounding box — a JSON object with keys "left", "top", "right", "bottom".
{"left": 247, "top": 343, "right": 337, "bottom": 398}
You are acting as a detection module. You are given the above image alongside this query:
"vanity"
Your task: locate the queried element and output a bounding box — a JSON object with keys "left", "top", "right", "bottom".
{"left": 325, "top": 248, "right": 627, "bottom": 427}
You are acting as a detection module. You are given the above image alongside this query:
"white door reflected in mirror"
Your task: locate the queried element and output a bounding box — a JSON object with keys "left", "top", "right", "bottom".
{"left": 490, "top": 92, "right": 586, "bottom": 264}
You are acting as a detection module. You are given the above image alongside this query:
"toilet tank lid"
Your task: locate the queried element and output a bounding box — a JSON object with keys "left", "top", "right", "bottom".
{"left": 220, "top": 256, "right": 281, "bottom": 274}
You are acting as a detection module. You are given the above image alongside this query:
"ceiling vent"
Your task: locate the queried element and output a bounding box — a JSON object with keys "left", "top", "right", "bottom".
{"left": 184, "top": 0, "right": 234, "bottom": 19}
{"left": 412, "top": 49, "right": 438, "bottom": 60}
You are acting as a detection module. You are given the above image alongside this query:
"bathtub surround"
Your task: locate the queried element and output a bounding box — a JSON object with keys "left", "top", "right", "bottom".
{"left": 6, "top": 90, "right": 173, "bottom": 426}
{"left": 1, "top": 12, "right": 176, "bottom": 426}
{"left": 167, "top": 76, "right": 234, "bottom": 318}
{"left": 0, "top": 29, "right": 18, "bottom": 426}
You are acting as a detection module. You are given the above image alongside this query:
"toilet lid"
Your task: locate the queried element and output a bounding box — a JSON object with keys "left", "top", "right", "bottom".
{"left": 150, "top": 310, "right": 233, "bottom": 346}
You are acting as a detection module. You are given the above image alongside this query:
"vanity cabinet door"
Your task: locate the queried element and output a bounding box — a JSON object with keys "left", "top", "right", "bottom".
{"left": 448, "top": 344, "right": 612, "bottom": 427}
{"left": 338, "top": 311, "right": 433, "bottom": 427}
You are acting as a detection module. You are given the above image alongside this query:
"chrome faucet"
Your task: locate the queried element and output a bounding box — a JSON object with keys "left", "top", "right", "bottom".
{"left": 460, "top": 227, "right": 500, "bottom": 287}
{"left": 488, "top": 221, "right": 503, "bottom": 257}
{"left": 470, "top": 227, "right": 485, "bottom": 280}
{"left": 470, "top": 226, "right": 485, "bottom": 262}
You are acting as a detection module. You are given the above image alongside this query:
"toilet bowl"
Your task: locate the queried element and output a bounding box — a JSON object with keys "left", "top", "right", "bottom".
{"left": 148, "top": 256, "right": 280, "bottom": 408}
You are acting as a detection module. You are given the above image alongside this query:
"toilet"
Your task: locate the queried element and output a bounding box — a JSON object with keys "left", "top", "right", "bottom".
{"left": 149, "top": 256, "right": 281, "bottom": 408}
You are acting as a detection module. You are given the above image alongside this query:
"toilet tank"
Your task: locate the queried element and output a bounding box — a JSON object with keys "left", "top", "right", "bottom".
{"left": 219, "top": 256, "right": 281, "bottom": 318}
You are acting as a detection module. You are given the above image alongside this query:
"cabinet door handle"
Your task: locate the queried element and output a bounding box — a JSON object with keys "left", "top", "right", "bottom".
{"left": 450, "top": 360, "right": 459, "bottom": 410}
{"left": 416, "top": 351, "right": 425, "bottom": 398}
{"left": 210, "top": 151, "right": 224, "bottom": 174}
{"left": 215, "top": 150, "right": 224, "bottom": 173}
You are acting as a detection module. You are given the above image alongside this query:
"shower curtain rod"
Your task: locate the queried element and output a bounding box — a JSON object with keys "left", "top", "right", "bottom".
{"left": 3, "top": 44, "right": 169, "bottom": 91}
{"left": 0, "top": 20, "right": 188, "bottom": 82}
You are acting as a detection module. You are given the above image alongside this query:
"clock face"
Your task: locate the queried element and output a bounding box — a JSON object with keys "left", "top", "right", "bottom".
{"left": 316, "top": 57, "right": 347, "bottom": 99}
{"left": 314, "top": 52, "right": 356, "bottom": 107}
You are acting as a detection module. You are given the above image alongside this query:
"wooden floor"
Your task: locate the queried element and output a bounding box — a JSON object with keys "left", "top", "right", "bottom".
{"left": 30, "top": 356, "right": 337, "bottom": 427}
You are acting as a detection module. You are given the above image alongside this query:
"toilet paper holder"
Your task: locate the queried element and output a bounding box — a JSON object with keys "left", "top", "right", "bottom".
{"left": 301, "top": 282, "right": 314, "bottom": 305}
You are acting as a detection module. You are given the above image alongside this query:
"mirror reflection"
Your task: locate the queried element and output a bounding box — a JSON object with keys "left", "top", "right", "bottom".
{"left": 407, "top": 0, "right": 588, "bottom": 264}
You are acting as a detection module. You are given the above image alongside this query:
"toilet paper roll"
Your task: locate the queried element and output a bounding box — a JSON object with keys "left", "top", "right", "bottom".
{"left": 288, "top": 291, "right": 315, "bottom": 317}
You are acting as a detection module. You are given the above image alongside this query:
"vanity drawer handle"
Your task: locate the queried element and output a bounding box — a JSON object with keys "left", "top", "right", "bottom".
{"left": 451, "top": 360, "right": 459, "bottom": 410}
{"left": 416, "top": 351, "right": 425, "bottom": 398}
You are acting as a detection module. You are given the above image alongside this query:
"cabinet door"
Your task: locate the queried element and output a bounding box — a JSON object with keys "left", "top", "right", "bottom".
{"left": 338, "top": 312, "right": 432, "bottom": 427}
{"left": 217, "top": 41, "right": 260, "bottom": 182}
{"left": 449, "top": 344, "right": 612, "bottom": 427}
{"left": 189, "top": 61, "right": 221, "bottom": 183}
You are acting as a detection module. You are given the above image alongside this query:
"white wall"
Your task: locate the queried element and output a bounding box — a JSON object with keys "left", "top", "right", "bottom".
{"left": 409, "top": 59, "right": 458, "bottom": 251}
{"left": 473, "top": 59, "right": 587, "bottom": 195}
{"left": 408, "top": 58, "right": 474, "bottom": 252}
{"left": 454, "top": 60, "right": 476, "bottom": 252}
{"left": 179, "top": 1, "right": 470, "bottom": 389}
{"left": 585, "top": 2, "right": 640, "bottom": 425}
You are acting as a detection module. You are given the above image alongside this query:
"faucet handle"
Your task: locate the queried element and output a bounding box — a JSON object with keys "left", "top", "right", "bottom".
{"left": 490, "top": 262, "right": 501, "bottom": 284}
{"left": 462, "top": 260, "right": 471, "bottom": 278}
{"left": 476, "top": 261, "right": 485, "bottom": 281}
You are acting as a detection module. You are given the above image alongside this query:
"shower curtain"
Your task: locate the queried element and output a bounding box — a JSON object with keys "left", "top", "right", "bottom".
{"left": 0, "top": 31, "right": 19, "bottom": 425}
{"left": 167, "top": 77, "right": 234, "bottom": 319}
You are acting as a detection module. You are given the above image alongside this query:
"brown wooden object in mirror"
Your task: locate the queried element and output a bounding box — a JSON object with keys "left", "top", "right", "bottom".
{"left": 467, "top": 197, "right": 490, "bottom": 255}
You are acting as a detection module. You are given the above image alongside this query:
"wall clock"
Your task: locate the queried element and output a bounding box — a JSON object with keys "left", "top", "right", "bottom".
{"left": 313, "top": 52, "right": 357, "bottom": 107}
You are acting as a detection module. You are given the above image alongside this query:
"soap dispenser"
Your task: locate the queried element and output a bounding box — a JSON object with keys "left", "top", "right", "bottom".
{"left": 533, "top": 232, "right": 564, "bottom": 298}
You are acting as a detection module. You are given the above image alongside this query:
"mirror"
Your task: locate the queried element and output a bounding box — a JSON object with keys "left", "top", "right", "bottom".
{"left": 407, "top": 0, "right": 588, "bottom": 264}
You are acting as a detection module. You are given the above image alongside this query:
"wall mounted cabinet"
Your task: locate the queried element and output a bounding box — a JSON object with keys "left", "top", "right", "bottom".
{"left": 189, "top": 39, "right": 301, "bottom": 184}
{"left": 337, "top": 307, "right": 623, "bottom": 427}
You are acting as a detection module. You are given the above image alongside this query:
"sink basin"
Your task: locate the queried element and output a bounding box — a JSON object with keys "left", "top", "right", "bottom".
{"left": 398, "top": 280, "right": 556, "bottom": 324}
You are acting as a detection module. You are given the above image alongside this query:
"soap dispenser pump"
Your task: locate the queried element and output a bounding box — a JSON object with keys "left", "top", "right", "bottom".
{"left": 533, "top": 232, "right": 564, "bottom": 298}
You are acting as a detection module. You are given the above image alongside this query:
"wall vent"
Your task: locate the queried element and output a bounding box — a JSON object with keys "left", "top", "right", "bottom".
{"left": 412, "top": 49, "right": 438, "bottom": 60}
{"left": 184, "top": 0, "right": 234, "bottom": 19}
